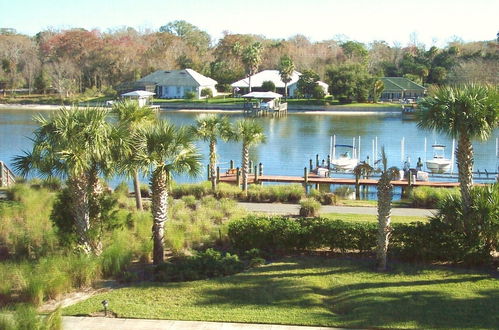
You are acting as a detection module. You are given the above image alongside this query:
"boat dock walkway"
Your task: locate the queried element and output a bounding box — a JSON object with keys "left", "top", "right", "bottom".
{"left": 218, "top": 172, "right": 484, "bottom": 188}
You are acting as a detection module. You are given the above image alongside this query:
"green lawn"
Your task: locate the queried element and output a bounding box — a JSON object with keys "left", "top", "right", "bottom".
{"left": 322, "top": 213, "right": 426, "bottom": 224}
{"left": 63, "top": 256, "right": 498, "bottom": 328}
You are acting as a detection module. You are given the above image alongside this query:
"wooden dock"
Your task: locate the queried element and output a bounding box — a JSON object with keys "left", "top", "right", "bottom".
{"left": 218, "top": 172, "right": 481, "bottom": 188}
{"left": 0, "top": 161, "right": 16, "bottom": 187}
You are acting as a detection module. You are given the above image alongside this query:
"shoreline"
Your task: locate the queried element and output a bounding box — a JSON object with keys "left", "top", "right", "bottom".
{"left": 0, "top": 103, "right": 402, "bottom": 116}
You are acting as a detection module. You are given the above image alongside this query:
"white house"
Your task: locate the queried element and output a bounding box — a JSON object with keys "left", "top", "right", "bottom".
{"left": 136, "top": 69, "right": 217, "bottom": 99}
{"left": 231, "top": 70, "right": 328, "bottom": 97}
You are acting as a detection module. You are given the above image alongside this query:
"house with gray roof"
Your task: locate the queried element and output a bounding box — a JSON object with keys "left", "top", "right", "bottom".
{"left": 135, "top": 69, "right": 218, "bottom": 99}
{"left": 379, "top": 77, "right": 426, "bottom": 101}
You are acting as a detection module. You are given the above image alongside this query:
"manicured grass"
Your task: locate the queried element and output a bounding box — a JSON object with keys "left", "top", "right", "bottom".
{"left": 63, "top": 256, "right": 498, "bottom": 329}
{"left": 322, "top": 213, "right": 426, "bottom": 224}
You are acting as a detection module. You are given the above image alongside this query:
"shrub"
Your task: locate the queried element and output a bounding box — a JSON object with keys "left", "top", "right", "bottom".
{"left": 299, "top": 198, "right": 321, "bottom": 217}
{"left": 139, "top": 183, "right": 151, "bottom": 198}
{"left": 41, "top": 177, "right": 63, "bottom": 191}
{"left": 425, "top": 184, "right": 499, "bottom": 264}
{"left": 0, "top": 305, "right": 62, "bottom": 330}
{"left": 185, "top": 91, "right": 196, "bottom": 99}
{"left": 114, "top": 181, "right": 129, "bottom": 196}
{"left": 409, "top": 186, "right": 460, "bottom": 208}
{"left": 0, "top": 184, "right": 58, "bottom": 259}
{"left": 312, "top": 84, "right": 326, "bottom": 99}
{"left": 228, "top": 216, "right": 301, "bottom": 253}
{"left": 200, "top": 88, "right": 213, "bottom": 99}
{"left": 155, "top": 248, "right": 244, "bottom": 282}
{"left": 100, "top": 230, "right": 134, "bottom": 277}
{"left": 309, "top": 189, "right": 337, "bottom": 205}
{"left": 261, "top": 80, "right": 276, "bottom": 92}
{"left": 181, "top": 195, "right": 198, "bottom": 210}
{"left": 172, "top": 182, "right": 305, "bottom": 203}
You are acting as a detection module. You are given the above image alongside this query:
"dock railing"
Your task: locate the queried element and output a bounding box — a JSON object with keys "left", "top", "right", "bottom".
{"left": 0, "top": 161, "right": 16, "bottom": 187}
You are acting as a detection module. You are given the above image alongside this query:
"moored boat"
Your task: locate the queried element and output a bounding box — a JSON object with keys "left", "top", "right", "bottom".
{"left": 426, "top": 144, "right": 452, "bottom": 173}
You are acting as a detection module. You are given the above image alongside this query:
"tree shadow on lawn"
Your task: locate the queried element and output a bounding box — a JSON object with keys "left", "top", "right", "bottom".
{"left": 192, "top": 256, "right": 497, "bottom": 328}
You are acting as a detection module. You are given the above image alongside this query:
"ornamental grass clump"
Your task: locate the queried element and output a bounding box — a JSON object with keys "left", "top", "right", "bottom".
{"left": 299, "top": 198, "right": 321, "bottom": 217}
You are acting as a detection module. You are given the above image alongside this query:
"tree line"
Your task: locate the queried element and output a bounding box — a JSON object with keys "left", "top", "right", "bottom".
{"left": 0, "top": 22, "right": 497, "bottom": 100}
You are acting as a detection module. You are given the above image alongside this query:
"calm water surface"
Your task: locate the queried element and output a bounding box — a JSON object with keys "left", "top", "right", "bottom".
{"left": 1, "top": 109, "right": 498, "bottom": 188}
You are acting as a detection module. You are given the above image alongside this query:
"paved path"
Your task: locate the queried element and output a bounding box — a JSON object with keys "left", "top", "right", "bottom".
{"left": 63, "top": 317, "right": 341, "bottom": 330}
{"left": 238, "top": 202, "right": 435, "bottom": 217}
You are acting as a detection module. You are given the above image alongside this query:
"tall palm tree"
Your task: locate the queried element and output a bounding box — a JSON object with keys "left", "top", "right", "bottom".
{"left": 242, "top": 42, "right": 263, "bottom": 92}
{"left": 191, "top": 114, "right": 232, "bottom": 190}
{"left": 133, "top": 121, "right": 201, "bottom": 264}
{"left": 12, "top": 107, "right": 117, "bottom": 254}
{"left": 278, "top": 55, "right": 295, "bottom": 100}
{"left": 376, "top": 147, "right": 399, "bottom": 272}
{"left": 112, "top": 99, "right": 157, "bottom": 210}
{"left": 232, "top": 119, "right": 266, "bottom": 192}
{"left": 418, "top": 84, "right": 498, "bottom": 214}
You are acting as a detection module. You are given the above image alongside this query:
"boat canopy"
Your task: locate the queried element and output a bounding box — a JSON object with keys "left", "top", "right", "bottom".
{"left": 242, "top": 91, "right": 282, "bottom": 99}
{"left": 335, "top": 144, "right": 354, "bottom": 148}
{"left": 431, "top": 144, "right": 446, "bottom": 149}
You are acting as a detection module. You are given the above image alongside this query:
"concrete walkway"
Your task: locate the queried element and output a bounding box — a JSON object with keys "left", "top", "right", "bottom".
{"left": 238, "top": 202, "right": 435, "bottom": 217}
{"left": 63, "top": 317, "right": 340, "bottom": 330}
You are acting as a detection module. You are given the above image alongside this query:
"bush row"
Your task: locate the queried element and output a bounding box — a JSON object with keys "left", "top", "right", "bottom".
{"left": 171, "top": 182, "right": 305, "bottom": 203}
{"left": 227, "top": 215, "right": 495, "bottom": 264}
{"left": 171, "top": 181, "right": 339, "bottom": 205}
{"left": 408, "top": 186, "right": 460, "bottom": 208}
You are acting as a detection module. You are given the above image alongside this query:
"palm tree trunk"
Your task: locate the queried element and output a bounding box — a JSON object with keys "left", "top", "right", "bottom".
{"left": 133, "top": 169, "right": 143, "bottom": 211}
{"left": 284, "top": 82, "right": 288, "bottom": 100}
{"left": 87, "top": 168, "right": 103, "bottom": 255}
{"left": 67, "top": 176, "right": 92, "bottom": 254}
{"left": 248, "top": 75, "right": 252, "bottom": 93}
{"left": 209, "top": 139, "right": 217, "bottom": 190}
{"left": 456, "top": 134, "right": 474, "bottom": 214}
{"left": 151, "top": 168, "right": 168, "bottom": 264}
{"left": 376, "top": 176, "right": 393, "bottom": 271}
{"left": 241, "top": 142, "right": 249, "bottom": 191}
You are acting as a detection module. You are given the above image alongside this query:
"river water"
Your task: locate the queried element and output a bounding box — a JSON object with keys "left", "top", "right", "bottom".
{"left": 1, "top": 109, "right": 498, "bottom": 191}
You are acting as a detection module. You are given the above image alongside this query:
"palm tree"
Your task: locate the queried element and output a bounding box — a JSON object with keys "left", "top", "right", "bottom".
{"left": 112, "top": 99, "right": 156, "bottom": 210}
{"left": 278, "top": 55, "right": 295, "bottom": 100}
{"left": 191, "top": 114, "right": 232, "bottom": 190}
{"left": 232, "top": 119, "right": 266, "bottom": 192}
{"left": 133, "top": 121, "right": 201, "bottom": 264}
{"left": 418, "top": 84, "right": 498, "bottom": 214}
{"left": 242, "top": 42, "right": 263, "bottom": 92}
{"left": 372, "top": 79, "right": 384, "bottom": 103}
{"left": 12, "top": 107, "right": 117, "bottom": 254}
{"left": 353, "top": 162, "right": 374, "bottom": 199}
{"left": 376, "top": 147, "right": 399, "bottom": 271}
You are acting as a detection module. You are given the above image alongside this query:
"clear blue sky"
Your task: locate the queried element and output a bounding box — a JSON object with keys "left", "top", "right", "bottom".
{"left": 0, "top": 0, "right": 497, "bottom": 46}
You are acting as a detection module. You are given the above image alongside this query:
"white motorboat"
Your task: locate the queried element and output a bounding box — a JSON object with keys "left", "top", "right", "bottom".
{"left": 426, "top": 144, "right": 452, "bottom": 173}
{"left": 331, "top": 144, "right": 359, "bottom": 171}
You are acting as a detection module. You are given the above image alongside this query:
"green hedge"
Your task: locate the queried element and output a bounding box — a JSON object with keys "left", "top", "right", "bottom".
{"left": 227, "top": 215, "right": 493, "bottom": 264}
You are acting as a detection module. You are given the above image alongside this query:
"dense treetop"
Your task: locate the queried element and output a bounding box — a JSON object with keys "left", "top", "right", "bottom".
{"left": 0, "top": 24, "right": 497, "bottom": 97}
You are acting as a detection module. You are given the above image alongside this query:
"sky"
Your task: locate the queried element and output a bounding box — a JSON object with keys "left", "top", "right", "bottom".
{"left": 0, "top": 0, "right": 497, "bottom": 47}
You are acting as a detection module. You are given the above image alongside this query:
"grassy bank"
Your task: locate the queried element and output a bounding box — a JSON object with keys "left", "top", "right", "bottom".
{"left": 63, "top": 256, "right": 498, "bottom": 329}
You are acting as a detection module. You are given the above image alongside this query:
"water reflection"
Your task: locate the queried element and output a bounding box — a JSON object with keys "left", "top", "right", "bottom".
{"left": 1, "top": 109, "right": 498, "bottom": 186}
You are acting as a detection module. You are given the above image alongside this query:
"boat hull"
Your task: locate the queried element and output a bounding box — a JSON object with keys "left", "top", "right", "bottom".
{"left": 331, "top": 158, "right": 359, "bottom": 172}
{"left": 426, "top": 160, "right": 451, "bottom": 173}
